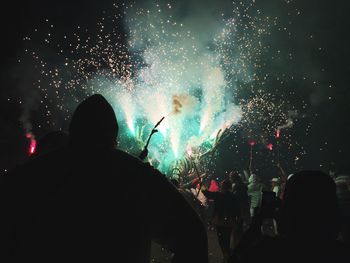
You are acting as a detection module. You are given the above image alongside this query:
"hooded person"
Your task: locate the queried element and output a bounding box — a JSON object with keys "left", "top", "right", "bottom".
{"left": 68, "top": 94, "right": 119, "bottom": 149}
{"left": 0, "top": 94, "right": 208, "bottom": 263}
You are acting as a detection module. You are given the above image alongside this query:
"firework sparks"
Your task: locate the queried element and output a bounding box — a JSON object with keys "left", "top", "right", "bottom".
{"left": 19, "top": 1, "right": 305, "bottom": 173}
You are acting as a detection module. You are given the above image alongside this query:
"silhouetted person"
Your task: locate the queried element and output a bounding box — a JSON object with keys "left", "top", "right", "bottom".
{"left": 232, "top": 170, "right": 347, "bottom": 263}
{"left": 335, "top": 173, "right": 350, "bottom": 245}
{"left": 230, "top": 171, "right": 250, "bottom": 246}
{"left": 247, "top": 174, "right": 262, "bottom": 217}
{"left": 0, "top": 94, "right": 208, "bottom": 262}
{"left": 203, "top": 180, "right": 240, "bottom": 263}
{"left": 271, "top": 177, "right": 281, "bottom": 199}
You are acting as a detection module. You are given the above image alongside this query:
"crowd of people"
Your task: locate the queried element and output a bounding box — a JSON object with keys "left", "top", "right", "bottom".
{"left": 171, "top": 168, "right": 283, "bottom": 261}
{"left": 1, "top": 94, "right": 349, "bottom": 263}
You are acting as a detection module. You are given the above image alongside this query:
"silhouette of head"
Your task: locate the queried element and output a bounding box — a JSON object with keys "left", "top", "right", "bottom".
{"left": 277, "top": 170, "right": 338, "bottom": 242}
{"left": 221, "top": 180, "right": 232, "bottom": 192}
{"left": 35, "top": 131, "right": 68, "bottom": 155}
{"left": 231, "top": 172, "right": 243, "bottom": 185}
{"left": 229, "top": 170, "right": 239, "bottom": 178}
{"left": 69, "top": 94, "right": 118, "bottom": 149}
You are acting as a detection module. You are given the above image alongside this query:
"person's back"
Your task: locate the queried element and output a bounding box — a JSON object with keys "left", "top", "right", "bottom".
{"left": 231, "top": 174, "right": 249, "bottom": 209}
{"left": 231, "top": 173, "right": 250, "bottom": 237}
{"left": 210, "top": 191, "right": 239, "bottom": 227}
{"left": 0, "top": 94, "right": 208, "bottom": 263}
{"left": 203, "top": 180, "right": 240, "bottom": 262}
{"left": 203, "top": 181, "right": 239, "bottom": 226}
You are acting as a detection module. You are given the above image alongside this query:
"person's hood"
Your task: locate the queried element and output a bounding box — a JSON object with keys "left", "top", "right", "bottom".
{"left": 69, "top": 94, "right": 118, "bottom": 149}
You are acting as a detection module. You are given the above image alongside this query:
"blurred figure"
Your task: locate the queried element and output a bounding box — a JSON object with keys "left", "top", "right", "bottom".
{"left": 277, "top": 163, "right": 288, "bottom": 200}
{"left": 230, "top": 171, "right": 250, "bottom": 247}
{"left": 334, "top": 173, "right": 350, "bottom": 245}
{"left": 1, "top": 94, "right": 208, "bottom": 263}
{"left": 242, "top": 170, "right": 250, "bottom": 185}
{"left": 232, "top": 170, "right": 347, "bottom": 263}
{"left": 260, "top": 177, "right": 281, "bottom": 236}
{"left": 247, "top": 174, "right": 263, "bottom": 217}
{"left": 203, "top": 180, "right": 240, "bottom": 263}
{"left": 271, "top": 177, "right": 281, "bottom": 199}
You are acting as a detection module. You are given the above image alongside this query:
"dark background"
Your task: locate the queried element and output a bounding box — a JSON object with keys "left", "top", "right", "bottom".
{"left": 1, "top": 0, "right": 350, "bottom": 177}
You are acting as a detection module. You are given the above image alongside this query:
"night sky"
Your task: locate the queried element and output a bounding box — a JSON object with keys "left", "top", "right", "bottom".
{"left": 1, "top": 0, "right": 350, "bottom": 178}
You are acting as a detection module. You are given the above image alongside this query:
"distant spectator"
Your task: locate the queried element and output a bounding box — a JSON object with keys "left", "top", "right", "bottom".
{"left": 232, "top": 170, "right": 347, "bottom": 263}
{"left": 334, "top": 173, "right": 350, "bottom": 245}
{"left": 230, "top": 171, "right": 250, "bottom": 246}
{"left": 271, "top": 177, "right": 281, "bottom": 199}
{"left": 247, "top": 174, "right": 263, "bottom": 217}
{"left": 203, "top": 180, "right": 240, "bottom": 263}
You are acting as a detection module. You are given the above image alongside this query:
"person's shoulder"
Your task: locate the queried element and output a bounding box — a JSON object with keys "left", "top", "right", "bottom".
{"left": 110, "top": 149, "right": 164, "bottom": 176}
{"left": 109, "top": 148, "right": 139, "bottom": 161}
{"left": 109, "top": 149, "right": 150, "bottom": 168}
{"left": 2, "top": 149, "right": 69, "bottom": 198}
{"left": 10, "top": 148, "right": 67, "bottom": 176}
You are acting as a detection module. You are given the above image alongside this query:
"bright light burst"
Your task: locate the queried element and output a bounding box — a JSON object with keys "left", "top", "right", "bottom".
{"left": 20, "top": 0, "right": 303, "bottom": 174}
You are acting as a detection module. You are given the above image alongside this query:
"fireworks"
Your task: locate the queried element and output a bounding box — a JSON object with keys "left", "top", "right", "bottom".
{"left": 19, "top": 0, "right": 306, "bottom": 174}
{"left": 239, "top": 92, "right": 291, "bottom": 143}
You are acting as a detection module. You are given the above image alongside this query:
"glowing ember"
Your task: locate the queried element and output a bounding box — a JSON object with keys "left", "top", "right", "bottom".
{"left": 186, "top": 145, "right": 193, "bottom": 157}
{"left": 249, "top": 140, "right": 256, "bottom": 147}
{"left": 209, "top": 180, "right": 219, "bottom": 192}
{"left": 276, "top": 129, "right": 281, "bottom": 139}
{"left": 26, "top": 133, "right": 37, "bottom": 156}
{"left": 267, "top": 143, "right": 273, "bottom": 151}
